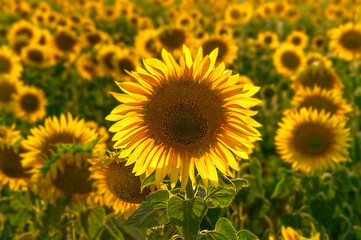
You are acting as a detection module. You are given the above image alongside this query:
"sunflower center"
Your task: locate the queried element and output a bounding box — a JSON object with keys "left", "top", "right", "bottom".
{"left": 102, "top": 52, "right": 115, "bottom": 70}
{"left": 55, "top": 32, "right": 77, "bottom": 52}
{"left": 339, "top": 30, "right": 361, "bottom": 51}
{"left": 20, "top": 93, "right": 40, "bottom": 113}
{"left": 145, "top": 38, "right": 157, "bottom": 54}
{"left": 0, "top": 82, "right": 16, "bottom": 103}
{"left": 281, "top": 51, "right": 300, "bottom": 70}
{"left": 299, "top": 96, "right": 338, "bottom": 114}
{"left": 117, "top": 58, "right": 135, "bottom": 75}
{"left": 202, "top": 39, "right": 228, "bottom": 62}
{"left": 27, "top": 49, "right": 44, "bottom": 63}
{"left": 264, "top": 36, "right": 273, "bottom": 45}
{"left": 53, "top": 164, "right": 93, "bottom": 194}
{"left": 292, "top": 37, "right": 301, "bottom": 45}
{"left": 159, "top": 29, "right": 186, "bottom": 50}
{"left": 146, "top": 80, "right": 224, "bottom": 152}
{"left": 86, "top": 33, "right": 101, "bottom": 45}
{"left": 293, "top": 123, "right": 332, "bottom": 156}
{"left": 299, "top": 67, "right": 336, "bottom": 90}
{"left": 316, "top": 38, "right": 324, "bottom": 47}
{"left": 106, "top": 161, "right": 150, "bottom": 204}
{"left": 16, "top": 28, "right": 33, "bottom": 39}
{"left": 230, "top": 9, "right": 241, "bottom": 19}
{"left": 0, "top": 146, "right": 30, "bottom": 179}
{"left": 14, "top": 39, "right": 29, "bottom": 54}
{"left": 0, "top": 56, "right": 11, "bottom": 74}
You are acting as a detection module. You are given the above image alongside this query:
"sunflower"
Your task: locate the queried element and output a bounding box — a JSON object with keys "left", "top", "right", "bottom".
{"left": 284, "top": 5, "right": 301, "bottom": 22}
{"left": 82, "top": 30, "right": 110, "bottom": 49}
{"left": 114, "top": 48, "right": 140, "bottom": 81}
{"left": 36, "top": 29, "right": 53, "bottom": 46}
{"left": 13, "top": 85, "right": 47, "bottom": 123}
{"left": 21, "top": 113, "right": 107, "bottom": 203}
{"left": 0, "top": 46, "right": 23, "bottom": 79}
{"left": 21, "top": 44, "right": 55, "bottom": 67}
{"left": 273, "top": 44, "right": 306, "bottom": 76}
{"left": 0, "top": 125, "right": 31, "bottom": 191}
{"left": 52, "top": 27, "right": 80, "bottom": 58}
{"left": 76, "top": 54, "right": 104, "bottom": 81}
{"left": 273, "top": 2, "right": 289, "bottom": 17}
{"left": 289, "top": 86, "right": 352, "bottom": 119}
{"left": 7, "top": 20, "right": 39, "bottom": 44}
{"left": 157, "top": 26, "right": 192, "bottom": 58}
{"left": 305, "top": 52, "right": 332, "bottom": 68}
{"left": 328, "top": 22, "right": 361, "bottom": 61}
{"left": 175, "top": 13, "right": 195, "bottom": 30}
{"left": 275, "top": 108, "right": 350, "bottom": 173}
{"left": 97, "top": 44, "right": 121, "bottom": 76}
{"left": 214, "top": 22, "right": 234, "bottom": 38}
{"left": 0, "top": 76, "right": 23, "bottom": 112}
{"left": 199, "top": 34, "right": 238, "bottom": 65}
{"left": 135, "top": 29, "right": 160, "bottom": 58}
{"left": 225, "top": 3, "right": 253, "bottom": 25}
{"left": 311, "top": 35, "right": 326, "bottom": 51}
{"left": 257, "top": 31, "right": 279, "bottom": 49}
{"left": 292, "top": 64, "right": 343, "bottom": 91}
{"left": 280, "top": 226, "right": 320, "bottom": 240}
{"left": 92, "top": 152, "right": 160, "bottom": 218}
{"left": 106, "top": 46, "right": 261, "bottom": 188}
{"left": 286, "top": 31, "right": 309, "bottom": 49}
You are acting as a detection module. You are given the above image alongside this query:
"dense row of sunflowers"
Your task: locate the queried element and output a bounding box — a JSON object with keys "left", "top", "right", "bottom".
{"left": 0, "top": 0, "right": 361, "bottom": 239}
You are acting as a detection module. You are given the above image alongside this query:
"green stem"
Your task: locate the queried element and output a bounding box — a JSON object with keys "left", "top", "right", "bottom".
{"left": 185, "top": 178, "right": 194, "bottom": 199}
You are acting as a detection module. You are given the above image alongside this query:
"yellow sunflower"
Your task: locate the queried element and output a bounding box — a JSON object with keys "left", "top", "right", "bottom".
{"left": 21, "top": 44, "right": 55, "bottom": 67}
{"left": 225, "top": 3, "right": 253, "bottom": 25}
{"left": 114, "top": 48, "right": 140, "bottom": 81}
{"left": 328, "top": 22, "right": 361, "bottom": 61}
{"left": 286, "top": 31, "right": 309, "bottom": 49}
{"left": 135, "top": 29, "right": 160, "bottom": 58}
{"left": 175, "top": 12, "right": 195, "bottom": 30}
{"left": 106, "top": 46, "right": 262, "bottom": 188}
{"left": 289, "top": 86, "right": 352, "bottom": 119}
{"left": 214, "top": 22, "right": 234, "bottom": 38}
{"left": 13, "top": 85, "right": 47, "bottom": 123}
{"left": 280, "top": 226, "right": 320, "bottom": 240}
{"left": 52, "top": 27, "right": 80, "bottom": 59}
{"left": 7, "top": 20, "right": 39, "bottom": 45}
{"left": 92, "top": 152, "right": 161, "bottom": 218}
{"left": 36, "top": 29, "right": 53, "bottom": 46}
{"left": 82, "top": 30, "right": 110, "bottom": 49}
{"left": 76, "top": 54, "right": 104, "bottom": 81}
{"left": 157, "top": 26, "right": 192, "bottom": 58}
{"left": 311, "top": 35, "right": 326, "bottom": 51}
{"left": 21, "top": 113, "right": 107, "bottom": 203}
{"left": 273, "top": 44, "right": 306, "bottom": 76}
{"left": 97, "top": 44, "right": 121, "bottom": 76}
{"left": 292, "top": 64, "right": 343, "bottom": 91}
{"left": 275, "top": 108, "right": 350, "bottom": 173}
{"left": 305, "top": 52, "right": 332, "bottom": 68}
{"left": 0, "top": 125, "right": 30, "bottom": 191}
{"left": 284, "top": 5, "right": 301, "bottom": 23}
{"left": 199, "top": 34, "right": 238, "bottom": 65}
{"left": 0, "top": 76, "right": 23, "bottom": 112}
{"left": 0, "top": 46, "right": 23, "bottom": 79}
{"left": 257, "top": 31, "right": 279, "bottom": 49}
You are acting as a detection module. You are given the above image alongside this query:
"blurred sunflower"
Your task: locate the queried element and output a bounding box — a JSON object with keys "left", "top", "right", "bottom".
{"left": 328, "top": 22, "right": 361, "bottom": 61}
{"left": 200, "top": 34, "right": 238, "bottom": 64}
{"left": 273, "top": 44, "right": 306, "bottom": 76}
{"left": 52, "top": 27, "right": 79, "bottom": 58}
{"left": 284, "top": 5, "right": 301, "bottom": 23}
{"left": 225, "top": 3, "right": 253, "bottom": 25}
{"left": 275, "top": 108, "right": 350, "bottom": 173}
{"left": 157, "top": 27, "right": 192, "bottom": 57}
{"left": 21, "top": 44, "right": 55, "bottom": 67}
{"left": 36, "top": 29, "right": 53, "bottom": 46}
{"left": 107, "top": 46, "right": 261, "bottom": 188}
{"left": 280, "top": 226, "right": 320, "bottom": 240}
{"left": 82, "top": 30, "right": 110, "bottom": 49}
{"left": 98, "top": 44, "right": 120, "bottom": 76}
{"left": 92, "top": 152, "right": 162, "bottom": 218}
{"left": 0, "top": 136, "right": 30, "bottom": 191}
{"left": 7, "top": 20, "right": 39, "bottom": 44}
{"left": 257, "top": 31, "right": 279, "bottom": 49}
{"left": 0, "top": 76, "right": 23, "bottom": 112}
{"left": 135, "top": 29, "right": 160, "bottom": 58}
{"left": 175, "top": 12, "right": 195, "bottom": 30}
{"left": 114, "top": 48, "right": 139, "bottom": 81}
{"left": 286, "top": 31, "right": 309, "bottom": 49}
{"left": 289, "top": 86, "right": 352, "bottom": 119}
{"left": 21, "top": 114, "right": 107, "bottom": 203}
{"left": 305, "top": 52, "right": 332, "bottom": 67}
{"left": 311, "top": 35, "right": 326, "bottom": 51}
{"left": 292, "top": 64, "right": 343, "bottom": 91}
{"left": 76, "top": 54, "right": 103, "bottom": 81}
{"left": 13, "top": 85, "right": 47, "bottom": 123}
{"left": 0, "top": 46, "right": 23, "bottom": 79}
{"left": 214, "top": 22, "right": 233, "bottom": 38}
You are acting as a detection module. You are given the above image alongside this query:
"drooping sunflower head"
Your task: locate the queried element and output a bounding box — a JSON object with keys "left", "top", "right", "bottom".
{"left": 275, "top": 108, "right": 351, "bottom": 173}
{"left": 13, "top": 85, "right": 47, "bottom": 123}
{"left": 107, "top": 46, "right": 262, "bottom": 188}
{"left": 292, "top": 64, "right": 343, "bottom": 91}
{"left": 21, "top": 113, "right": 107, "bottom": 203}
{"left": 329, "top": 22, "right": 361, "bottom": 61}
{"left": 273, "top": 44, "right": 306, "bottom": 76}
{"left": 92, "top": 152, "right": 158, "bottom": 218}
{"left": 286, "top": 30, "right": 309, "bottom": 49}
{"left": 0, "top": 46, "right": 23, "bottom": 80}
{"left": 199, "top": 34, "right": 238, "bottom": 64}
{"left": 291, "top": 86, "right": 352, "bottom": 119}
{"left": 0, "top": 76, "right": 23, "bottom": 112}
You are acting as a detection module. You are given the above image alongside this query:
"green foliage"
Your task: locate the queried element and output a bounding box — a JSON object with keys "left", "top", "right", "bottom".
{"left": 80, "top": 206, "right": 105, "bottom": 239}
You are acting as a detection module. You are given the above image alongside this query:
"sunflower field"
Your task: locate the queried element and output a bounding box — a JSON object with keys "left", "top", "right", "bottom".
{"left": 1, "top": 0, "right": 361, "bottom": 239}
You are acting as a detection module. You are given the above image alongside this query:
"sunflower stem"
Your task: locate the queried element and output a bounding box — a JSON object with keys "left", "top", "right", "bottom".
{"left": 185, "top": 178, "right": 194, "bottom": 199}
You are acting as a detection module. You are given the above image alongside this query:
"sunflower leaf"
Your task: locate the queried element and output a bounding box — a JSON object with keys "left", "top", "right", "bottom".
{"left": 237, "top": 230, "right": 258, "bottom": 240}
{"left": 195, "top": 218, "right": 237, "bottom": 240}
{"left": 141, "top": 171, "right": 156, "bottom": 191}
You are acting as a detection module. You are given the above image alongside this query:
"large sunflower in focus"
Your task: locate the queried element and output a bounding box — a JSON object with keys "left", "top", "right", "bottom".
{"left": 21, "top": 114, "right": 107, "bottom": 203}
{"left": 273, "top": 44, "right": 306, "bottom": 76}
{"left": 107, "top": 46, "right": 261, "bottom": 188}
{"left": 92, "top": 152, "right": 161, "bottom": 218}
{"left": 328, "top": 22, "right": 361, "bottom": 61}
{"left": 275, "top": 108, "right": 350, "bottom": 173}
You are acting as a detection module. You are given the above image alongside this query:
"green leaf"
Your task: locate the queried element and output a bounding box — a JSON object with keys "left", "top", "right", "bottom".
{"left": 141, "top": 171, "right": 156, "bottom": 191}
{"left": 353, "top": 226, "right": 361, "bottom": 239}
{"left": 231, "top": 178, "right": 249, "bottom": 191}
{"left": 271, "top": 171, "right": 295, "bottom": 199}
{"left": 237, "top": 230, "right": 258, "bottom": 240}
{"left": 80, "top": 206, "right": 105, "bottom": 240}
{"left": 196, "top": 218, "right": 237, "bottom": 240}
{"left": 206, "top": 186, "right": 236, "bottom": 208}
{"left": 167, "top": 196, "right": 208, "bottom": 240}
{"left": 126, "top": 189, "right": 170, "bottom": 228}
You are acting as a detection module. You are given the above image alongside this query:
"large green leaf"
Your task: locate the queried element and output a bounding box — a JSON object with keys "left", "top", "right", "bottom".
{"left": 80, "top": 206, "right": 105, "bottom": 240}
{"left": 206, "top": 187, "right": 236, "bottom": 208}
{"left": 271, "top": 171, "right": 295, "bottom": 199}
{"left": 167, "top": 196, "right": 208, "bottom": 240}
{"left": 237, "top": 230, "right": 258, "bottom": 240}
{"left": 196, "top": 218, "right": 237, "bottom": 240}
{"left": 126, "top": 189, "right": 170, "bottom": 228}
